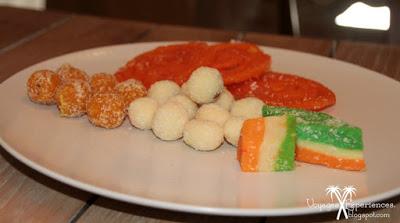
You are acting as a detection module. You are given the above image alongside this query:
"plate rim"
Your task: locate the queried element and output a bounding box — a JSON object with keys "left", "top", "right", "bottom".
{"left": 1, "top": 41, "right": 400, "bottom": 216}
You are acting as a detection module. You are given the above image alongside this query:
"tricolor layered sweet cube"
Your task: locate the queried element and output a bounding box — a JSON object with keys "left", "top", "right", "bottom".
{"left": 237, "top": 115, "right": 296, "bottom": 172}
{"left": 262, "top": 106, "right": 365, "bottom": 171}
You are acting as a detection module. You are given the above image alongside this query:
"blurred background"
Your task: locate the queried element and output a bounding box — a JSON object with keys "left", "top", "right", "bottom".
{"left": 0, "top": 0, "right": 398, "bottom": 44}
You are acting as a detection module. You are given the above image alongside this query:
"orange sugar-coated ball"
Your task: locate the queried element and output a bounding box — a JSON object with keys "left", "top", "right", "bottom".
{"left": 57, "top": 63, "right": 88, "bottom": 83}
{"left": 86, "top": 93, "right": 126, "bottom": 128}
{"left": 55, "top": 80, "right": 91, "bottom": 117}
{"left": 89, "top": 73, "right": 116, "bottom": 94}
{"left": 115, "top": 79, "right": 147, "bottom": 107}
{"left": 27, "top": 70, "right": 61, "bottom": 104}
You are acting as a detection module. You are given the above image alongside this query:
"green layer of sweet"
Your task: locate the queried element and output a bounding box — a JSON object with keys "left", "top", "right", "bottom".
{"left": 274, "top": 115, "right": 296, "bottom": 171}
{"left": 262, "top": 106, "right": 364, "bottom": 150}
{"left": 296, "top": 123, "right": 363, "bottom": 150}
{"left": 262, "top": 106, "right": 343, "bottom": 125}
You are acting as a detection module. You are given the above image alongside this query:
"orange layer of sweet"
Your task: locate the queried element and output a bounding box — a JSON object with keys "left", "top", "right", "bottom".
{"left": 237, "top": 118, "right": 265, "bottom": 172}
{"left": 296, "top": 147, "right": 365, "bottom": 171}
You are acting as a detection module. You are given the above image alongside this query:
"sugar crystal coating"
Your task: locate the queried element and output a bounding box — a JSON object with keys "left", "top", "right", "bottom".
{"left": 186, "top": 66, "right": 224, "bottom": 104}
{"left": 196, "top": 103, "right": 230, "bottom": 126}
{"left": 86, "top": 93, "right": 126, "bottom": 128}
{"left": 184, "top": 119, "right": 224, "bottom": 151}
{"left": 223, "top": 116, "right": 245, "bottom": 146}
{"left": 215, "top": 88, "right": 235, "bottom": 111}
{"left": 57, "top": 64, "right": 88, "bottom": 83}
{"left": 167, "top": 94, "right": 197, "bottom": 119}
{"left": 152, "top": 101, "right": 189, "bottom": 140}
{"left": 56, "top": 80, "right": 90, "bottom": 117}
{"left": 148, "top": 80, "right": 181, "bottom": 104}
{"left": 27, "top": 70, "right": 61, "bottom": 104}
{"left": 262, "top": 105, "right": 363, "bottom": 150}
{"left": 128, "top": 97, "right": 158, "bottom": 130}
{"left": 89, "top": 73, "right": 116, "bottom": 94}
{"left": 115, "top": 79, "right": 147, "bottom": 107}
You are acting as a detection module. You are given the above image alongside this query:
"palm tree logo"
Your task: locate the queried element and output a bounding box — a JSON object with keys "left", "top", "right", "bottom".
{"left": 326, "top": 185, "right": 340, "bottom": 202}
{"left": 343, "top": 185, "right": 357, "bottom": 202}
{"left": 325, "top": 185, "right": 357, "bottom": 220}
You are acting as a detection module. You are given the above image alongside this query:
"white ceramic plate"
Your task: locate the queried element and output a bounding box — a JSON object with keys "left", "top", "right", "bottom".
{"left": 0, "top": 42, "right": 399, "bottom": 216}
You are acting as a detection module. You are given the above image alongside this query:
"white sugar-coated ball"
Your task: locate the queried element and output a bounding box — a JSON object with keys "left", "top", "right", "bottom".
{"left": 148, "top": 80, "right": 180, "bottom": 104}
{"left": 128, "top": 97, "right": 158, "bottom": 130}
{"left": 167, "top": 94, "right": 197, "bottom": 119}
{"left": 186, "top": 66, "right": 224, "bottom": 104}
{"left": 224, "top": 116, "right": 245, "bottom": 146}
{"left": 180, "top": 82, "right": 189, "bottom": 96}
{"left": 183, "top": 119, "right": 224, "bottom": 151}
{"left": 152, "top": 102, "right": 189, "bottom": 140}
{"left": 231, "top": 97, "right": 265, "bottom": 119}
{"left": 215, "top": 88, "right": 234, "bottom": 111}
{"left": 196, "top": 103, "right": 230, "bottom": 126}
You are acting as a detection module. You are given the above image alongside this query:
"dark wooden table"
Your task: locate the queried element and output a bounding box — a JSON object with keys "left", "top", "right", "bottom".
{"left": 0, "top": 6, "right": 399, "bottom": 223}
